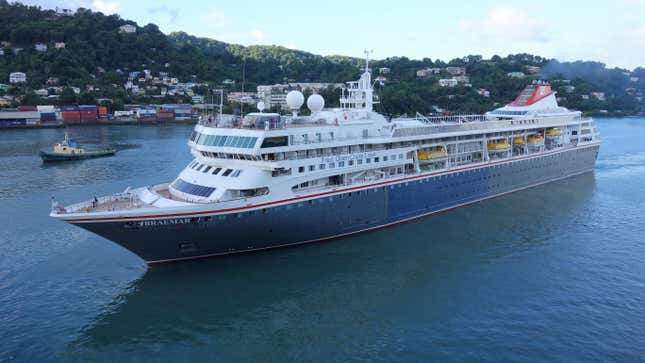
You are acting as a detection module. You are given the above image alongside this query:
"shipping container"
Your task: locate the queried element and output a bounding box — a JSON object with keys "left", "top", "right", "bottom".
{"left": 80, "top": 110, "right": 98, "bottom": 121}
{"left": 17, "top": 105, "right": 37, "bottom": 111}
{"left": 62, "top": 111, "right": 81, "bottom": 122}
{"left": 37, "top": 105, "right": 56, "bottom": 113}
{"left": 98, "top": 106, "right": 108, "bottom": 115}
{"left": 40, "top": 112, "right": 57, "bottom": 121}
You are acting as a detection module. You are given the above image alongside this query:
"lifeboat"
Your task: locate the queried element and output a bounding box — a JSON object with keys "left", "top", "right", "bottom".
{"left": 513, "top": 137, "right": 526, "bottom": 145}
{"left": 418, "top": 147, "right": 448, "bottom": 160}
{"left": 487, "top": 141, "right": 511, "bottom": 151}
{"left": 527, "top": 135, "right": 544, "bottom": 146}
{"left": 545, "top": 128, "right": 562, "bottom": 137}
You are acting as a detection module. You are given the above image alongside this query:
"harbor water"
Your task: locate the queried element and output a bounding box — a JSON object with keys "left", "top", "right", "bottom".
{"left": 0, "top": 118, "right": 644, "bottom": 362}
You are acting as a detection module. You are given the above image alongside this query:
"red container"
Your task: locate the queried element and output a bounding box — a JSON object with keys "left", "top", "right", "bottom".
{"left": 80, "top": 110, "right": 98, "bottom": 121}
{"left": 98, "top": 106, "right": 108, "bottom": 115}
{"left": 62, "top": 111, "right": 81, "bottom": 122}
{"left": 18, "top": 105, "right": 37, "bottom": 111}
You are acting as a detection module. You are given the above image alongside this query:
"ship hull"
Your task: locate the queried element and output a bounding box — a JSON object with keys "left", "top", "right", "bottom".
{"left": 70, "top": 144, "right": 600, "bottom": 264}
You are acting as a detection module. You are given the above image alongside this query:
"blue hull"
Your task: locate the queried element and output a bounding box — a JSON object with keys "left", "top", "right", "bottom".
{"left": 74, "top": 144, "right": 600, "bottom": 264}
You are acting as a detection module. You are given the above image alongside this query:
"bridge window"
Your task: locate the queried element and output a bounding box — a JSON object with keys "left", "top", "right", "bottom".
{"left": 261, "top": 136, "right": 288, "bottom": 148}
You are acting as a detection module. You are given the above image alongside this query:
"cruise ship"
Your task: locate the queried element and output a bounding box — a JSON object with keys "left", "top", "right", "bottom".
{"left": 50, "top": 60, "right": 601, "bottom": 265}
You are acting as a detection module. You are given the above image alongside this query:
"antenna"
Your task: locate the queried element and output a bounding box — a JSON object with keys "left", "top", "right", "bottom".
{"left": 364, "top": 49, "right": 373, "bottom": 73}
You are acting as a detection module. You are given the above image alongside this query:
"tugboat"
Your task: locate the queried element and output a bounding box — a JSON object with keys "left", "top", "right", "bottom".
{"left": 40, "top": 132, "right": 115, "bottom": 162}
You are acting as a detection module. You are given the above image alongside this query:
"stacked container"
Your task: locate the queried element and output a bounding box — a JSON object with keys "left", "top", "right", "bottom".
{"left": 62, "top": 106, "right": 81, "bottom": 123}
{"left": 78, "top": 105, "right": 98, "bottom": 122}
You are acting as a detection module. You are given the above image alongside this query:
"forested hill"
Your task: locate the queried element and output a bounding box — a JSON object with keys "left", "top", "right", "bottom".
{"left": 0, "top": 1, "right": 643, "bottom": 116}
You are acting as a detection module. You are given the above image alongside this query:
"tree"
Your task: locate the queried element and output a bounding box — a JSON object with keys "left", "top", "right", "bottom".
{"left": 78, "top": 92, "right": 95, "bottom": 105}
{"left": 60, "top": 87, "right": 77, "bottom": 104}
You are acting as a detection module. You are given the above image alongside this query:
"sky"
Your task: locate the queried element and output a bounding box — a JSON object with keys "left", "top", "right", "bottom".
{"left": 20, "top": 0, "right": 645, "bottom": 69}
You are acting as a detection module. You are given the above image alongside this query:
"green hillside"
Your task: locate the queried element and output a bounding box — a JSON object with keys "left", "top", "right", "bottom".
{"left": 0, "top": 1, "right": 642, "bottom": 116}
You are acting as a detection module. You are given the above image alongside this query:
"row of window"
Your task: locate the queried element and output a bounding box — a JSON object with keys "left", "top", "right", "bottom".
{"left": 296, "top": 153, "right": 406, "bottom": 173}
{"left": 171, "top": 179, "right": 216, "bottom": 198}
{"left": 191, "top": 131, "right": 258, "bottom": 149}
{"left": 188, "top": 161, "right": 242, "bottom": 177}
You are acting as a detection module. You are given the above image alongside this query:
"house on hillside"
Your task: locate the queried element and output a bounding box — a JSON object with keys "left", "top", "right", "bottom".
{"left": 416, "top": 68, "right": 441, "bottom": 78}
{"left": 438, "top": 78, "right": 458, "bottom": 87}
{"left": 119, "top": 24, "right": 137, "bottom": 33}
{"left": 507, "top": 72, "right": 525, "bottom": 78}
{"left": 35, "top": 43, "right": 47, "bottom": 52}
{"left": 591, "top": 92, "right": 606, "bottom": 101}
{"left": 525, "top": 66, "right": 541, "bottom": 74}
{"left": 54, "top": 42, "right": 65, "bottom": 49}
{"left": 9, "top": 72, "right": 26, "bottom": 84}
{"left": 446, "top": 67, "right": 466, "bottom": 76}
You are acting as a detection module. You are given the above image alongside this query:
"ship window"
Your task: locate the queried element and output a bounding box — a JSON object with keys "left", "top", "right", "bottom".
{"left": 358, "top": 159, "right": 363, "bottom": 165}
{"left": 196, "top": 164, "right": 204, "bottom": 171}
{"left": 329, "top": 163, "right": 335, "bottom": 168}
{"left": 261, "top": 136, "right": 288, "bottom": 148}
{"left": 349, "top": 160, "right": 354, "bottom": 166}
{"left": 383, "top": 156, "right": 388, "bottom": 161}
{"left": 171, "top": 179, "right": 216, "bottom": 197}
{"left": 212, "top": 168, "right": 222, "bottom": 175}
{"left": 375, "top": 157, "right": 380, "bottom": 162}
{"left": 203, "top": 166, "right": 212, "bottom": 173}
{"left": 366, "top": 158, "right": 371, "bottom": 163}
{"left": 309, "top": 165, "right": 315, "bottom": 171}
{"left": 319, "top": 164, "right": 325, "bottom": 170}
{"left": 222, "top": 169, "right": 233, "bottom": 176}
{"left": 224, "top": 136, "right": 235, "bottom": 147}
{"left": 339, "top": 161, "right": 345, "bottom": 167}
{"left": 298, "top": 166, "right": 305, "bottom": 173}
{"left": 231, "top": 170, "right": 242, "bottom": 177}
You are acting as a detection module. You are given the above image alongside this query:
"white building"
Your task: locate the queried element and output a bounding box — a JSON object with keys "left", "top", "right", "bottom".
{"left": 507, "top": 72, "right": 525, "bottom": 78}
{"left": 446, "top": 67, "right": 466, "bottom": 75}
{"left": 454, "top": 75, "right": 470, "bottom": 83}
{"left": 9, "top": 72, "right": 26, "bottom": 84}
{"left": 438, "top": 78, "right": 458, "bottom": 87}
{"left": 379, "top": 67, "right": 390, "bottom": 74}
{"left": 591, "top": 92, "right": 606, "bottom": 101}
{"left": 119, "top": 24, "right": 137, "bottom": 33}
{"left": 35, "top": 43, "right": 47, "bottom": 52}
{"left": 416, "top": 68, "right": 441, "bottom": 78}
{"left": 54, "top": 42, "right": 66, "bottom": 49}
{"left": 477, "top": 88, "right": 490, "bottom": 97}
{"left": 35, "top": 88, "right": 48, "bottom": 96}
{"left": 563, "top": 85, "right": 576, "bottom": 93}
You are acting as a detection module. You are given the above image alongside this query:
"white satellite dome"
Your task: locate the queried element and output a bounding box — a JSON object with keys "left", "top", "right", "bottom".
{"left": 257, "top": 101, "right": 265, "bottom": 112}
{"left": 286, "top": 90, "right": 304, "bottom": 110}
{"left": 307, "top": 94, "right": 325, "bottom": 113}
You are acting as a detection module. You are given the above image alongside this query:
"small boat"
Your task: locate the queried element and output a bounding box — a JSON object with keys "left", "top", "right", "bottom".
{"left": 40, "top": 133, "right": 115, "bottom": 162}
